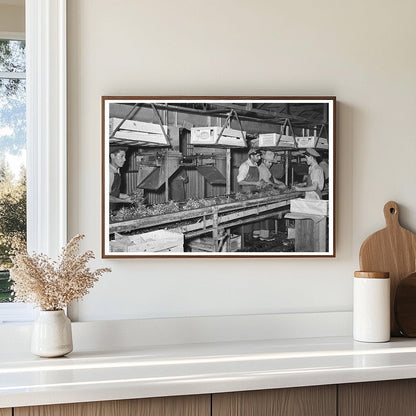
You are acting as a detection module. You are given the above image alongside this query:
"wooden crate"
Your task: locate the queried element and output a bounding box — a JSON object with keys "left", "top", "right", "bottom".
{"left": 285, "top": 212, "right": 327, "bottom": 252}
{"left": 224, "top": 234, "right": 241, "bottom": 252}
{"left": 294, "top": 216, "right": 327, "bottom": 252}
{"left": 188, "top": 234, "right": 241, "bottom": 253}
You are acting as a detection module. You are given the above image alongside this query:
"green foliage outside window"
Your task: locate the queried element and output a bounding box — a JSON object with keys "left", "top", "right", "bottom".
{"left": 0, "top": 38, "right": 26, "bottom": 302}
{"left": 0, "top": 163, "right": 26, "bottom": 302}
{"left": 0, "top": 270, "right": 12, "bottom": 302}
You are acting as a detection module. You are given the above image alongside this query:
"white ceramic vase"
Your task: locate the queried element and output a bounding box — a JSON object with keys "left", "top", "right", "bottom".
{"left": 31, "top": 310, "right": 73, "bottom": 357}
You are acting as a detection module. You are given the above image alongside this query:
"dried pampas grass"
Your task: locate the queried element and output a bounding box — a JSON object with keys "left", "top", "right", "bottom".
{"left": 10, "top": 234, "right": 111, "bottom": 311}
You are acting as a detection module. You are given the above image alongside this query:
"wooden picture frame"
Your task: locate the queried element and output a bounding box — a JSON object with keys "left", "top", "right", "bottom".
{"left": 102, "top": 96, "right": 336, "bottom": 258}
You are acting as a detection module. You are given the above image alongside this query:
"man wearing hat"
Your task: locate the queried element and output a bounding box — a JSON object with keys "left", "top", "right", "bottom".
{"left": 109, "top": 146, "right": 132, "bottom": 210}
{"left": 237, "top": 148, "right": 262, "bottom": 244}
{"left": 237, "top": 148, "right": 262, "bottom": 192}
{"left": 294, "top": 148, "right": 324, "bottom": 199}
{"left": 258, "top": 150, "right": 286, "bottom": 191}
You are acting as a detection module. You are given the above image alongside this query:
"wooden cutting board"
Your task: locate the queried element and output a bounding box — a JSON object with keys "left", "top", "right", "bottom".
{"left": 359, "top": 201, "right": 416, "bottom": 336}
{"left": 395, "top": 272, "right": 416, "bottom": 337}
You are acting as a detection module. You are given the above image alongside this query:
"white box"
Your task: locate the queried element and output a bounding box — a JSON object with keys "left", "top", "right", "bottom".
{"left": 290, "top": 198, "right": 328, "bottom": 216}
{"left": 109, "top": 118, "right": 169, "bottom": 146}
{"left": 109, "top": 118, "right": 168, "bottom": 135}
{"left": 316, "top": 137, "right": 329, "bottom": 149}
{"left": 190, "top": 126, "right": 246, "bottom": 147}
{"left": 295, "top": 136, "right": 318, "bottom": 148}
{"left": 111, "top": 130, "right": 167, "bottom": 145}
{"left": 110, "top": 229, "right": 184, "bottom": 253}
{"left": 258, "top": 133, "right": 295, "bottom": 148}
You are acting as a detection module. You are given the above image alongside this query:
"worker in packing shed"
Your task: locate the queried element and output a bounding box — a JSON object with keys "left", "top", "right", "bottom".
{"left": 109, "top": 146, "right": 132, "bottom": 210}
{"left": 237, "top": 148, "right": 262, "bottom": 244}
{"left": 294, "top": 148, "right": 324, "bottom": 200}
{"left": 258, "top": 150, "right": 287, "bottom": 191}
{"left": 237, "top": 148, "right": 262, "bottom": 191}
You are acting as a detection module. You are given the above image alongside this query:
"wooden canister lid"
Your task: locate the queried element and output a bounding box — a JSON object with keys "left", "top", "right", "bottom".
{"left": 354, "top": 271, "right": 389, "bottom": 279}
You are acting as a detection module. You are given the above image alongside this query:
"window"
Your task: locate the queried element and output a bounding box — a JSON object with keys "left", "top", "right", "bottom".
{"left": 0, "top": 0, "right": 67, "bottom": 323}
{"left": 0, "top": 36, "right": 26, "bottom": 304}
{"left": 0, "top": 33, "right": 34, "bottom": 322}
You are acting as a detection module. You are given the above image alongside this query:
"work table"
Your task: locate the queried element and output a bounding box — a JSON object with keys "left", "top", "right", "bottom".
{"left": 3, "top": 335, "right": 416, "bottom": 409}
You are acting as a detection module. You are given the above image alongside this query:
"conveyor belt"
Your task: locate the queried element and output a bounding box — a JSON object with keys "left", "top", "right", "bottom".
{"left": 109, "top": 191, "right": 302, "bottom": 235}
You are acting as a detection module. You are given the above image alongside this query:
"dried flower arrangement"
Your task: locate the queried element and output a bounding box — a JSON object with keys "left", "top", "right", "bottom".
{"left": 10, "top": 234, "right": 111, "bottom": 311}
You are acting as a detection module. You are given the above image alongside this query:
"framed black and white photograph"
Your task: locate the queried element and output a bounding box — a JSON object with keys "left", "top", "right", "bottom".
{"left": 102, "top": 97, "right": 335, "bottom": 257}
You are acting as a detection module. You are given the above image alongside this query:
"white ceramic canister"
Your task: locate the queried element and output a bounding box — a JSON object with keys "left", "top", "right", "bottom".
{"left": 353, "top": 271, "right": 390, "bottom": 342}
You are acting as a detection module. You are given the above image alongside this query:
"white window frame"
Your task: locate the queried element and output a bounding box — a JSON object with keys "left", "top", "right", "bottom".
{"left": 0, "top": 31, "right": 31, "bottom": 323}
{"left": 0, "top": 0, "right": 67, "bottom": 323}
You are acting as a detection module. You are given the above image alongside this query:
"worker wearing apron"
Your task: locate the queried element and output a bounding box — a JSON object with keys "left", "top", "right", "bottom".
{"left": 237, "top": 148, "right": 262, "bottom": 191}
{"left": 294, "top": 148, "right": 324, "bottom": 200}
{"left": 237, "top": 148, "right": 262, "bottom": 243}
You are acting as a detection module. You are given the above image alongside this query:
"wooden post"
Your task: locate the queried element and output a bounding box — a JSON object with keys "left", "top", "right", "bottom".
{"left": 212, "top": 207, "right": 219, "bottom": 252}
{"left": 164, "top": 149, "right": 169, "bottom": 202}
{"left": 226, "top": 148, "right": 231, "bottom": 195}
{"left": 285, "top": 150, "right": 290, "bottom": 186}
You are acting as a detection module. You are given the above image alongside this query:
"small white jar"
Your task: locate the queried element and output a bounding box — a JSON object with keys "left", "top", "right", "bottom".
{"left": 353, "top": 271, "right": 390, "bottom": 343}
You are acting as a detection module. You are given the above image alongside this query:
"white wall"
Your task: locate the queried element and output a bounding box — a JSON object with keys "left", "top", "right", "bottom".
{"left": 0, "top": 3, "right": 24, "bottom": 33}
{"left": 67, "top": 0, "right": 416, "bottom": 322}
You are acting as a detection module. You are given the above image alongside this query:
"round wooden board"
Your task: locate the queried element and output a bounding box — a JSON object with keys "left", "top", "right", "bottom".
{"left": 360, "top": 201, "right": 416, "bottom": 335}
{"left": 395, "top": 272, "right": 416, "bottom": 337}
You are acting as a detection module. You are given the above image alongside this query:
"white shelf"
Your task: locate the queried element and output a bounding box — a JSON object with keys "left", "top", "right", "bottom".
{"left": 2, "top": 334, "right": 416, "bottom": 408}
